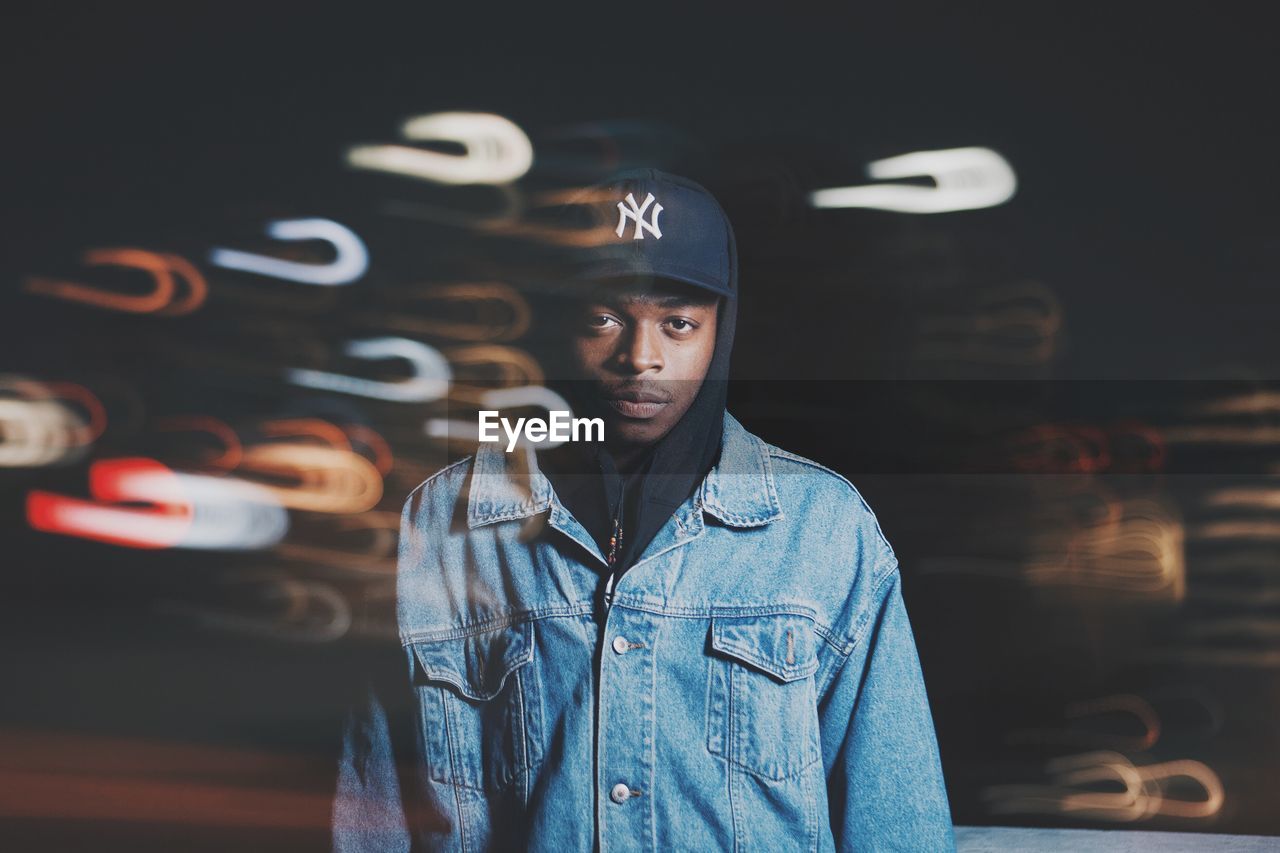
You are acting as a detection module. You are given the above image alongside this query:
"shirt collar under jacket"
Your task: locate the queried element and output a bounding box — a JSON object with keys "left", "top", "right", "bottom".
{"left": 465, "top": 412, "right": 783, "bottom": 562}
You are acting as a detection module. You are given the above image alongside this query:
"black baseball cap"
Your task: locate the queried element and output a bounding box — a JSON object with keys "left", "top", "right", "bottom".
{"left": 563, "top": 168, "right": 737, "bottom": 300}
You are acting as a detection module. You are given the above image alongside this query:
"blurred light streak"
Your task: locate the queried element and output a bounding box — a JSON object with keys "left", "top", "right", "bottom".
{"left": 985, "top": 752, "right": 1147, "bottom": 821}
{"left": 0, "top": 770, "right": 331, "bottom": 828}
{"left": 25, "top": 248, "right": 207, "bottom": 314}
{"left": 26, "top": 458, "right": 191, "bottom": 548}
{"left": 1009, "top": 424, "right": 1111, "bottom": 474}
{"left": 1191, "top": 519, "right": 1280, "bottom": 541}
{"left": 154, "top": 415, "right": 244, "bottom": 471}
{"left": 918, "top": 498, "right": 1184, "bottom": 600}
{"left": 362, "top": 282, "right": 532, "bottom": 342}
{"left": 286, "top": 336, "right": 450, "bottom": 402}
{"left": 0, "top": 398, "right": 91, "bottom": 467}
{"left": 424, "top": 385, "right": 575, "bottom": 448}
{"left": 343, "top": 423, "right": 395, "bottom": 476}
{"left": 809, "top": 146, "right": 1017, "bottom": 213}
{"left": 1202, "top": 485, "right": 1280, "bottom": 510}
{"left": 1008, "top": 689, "right": 1224, "bottom": 749}
{"left": 468, "top": 384, "right": 572, "bottom": 416}
{"left": 0, "top": 728, "right": 337, "bottom": 827}
{"left": 1189, "top": 389, "right": 1280, "bottom": 416}
{"left": 982, "top": 751, "right": 1224, "bottom": 822}
{"left": 1, "top": 376, "right": 101, "bottom": 445}
{"left": 1190, "top": 585, "right": 1280, "bottom": 607}
{"left": 912, "top": 281, "right": 1060, "bottom": 367}
{"left": 481, "top": 186, "right": 629, "bottom": 247}
{"left": 1109, "top": 421, "right": 1168, "bottom": 473}
{"left": 1184, "top": 556, "right": 1280, "bottom": 606}
{"left": 1138, "top": 760, "right": 1226, "bottom": 819}
{"left": 274, "top": 511, "right": 399, "bottom": 575}
{"left": 208, "top": 218, "right": 368, "bottom": 285}
{"left": 158, "top": 575, "right": 352, "bottom": 643}
{"left": 26, "top": 458, "right": 288, "bottom": 550}
{"left": 1162, "top": 425, "right": 1280, "bottom": 445}
{"left": 260, "top": 417, "right": 353, "bottom": 448}
{"left": 234, "top": 443, "right": 383, "bottom": 513}
{"left": 0, "top": 728, "right": 320, "bottom": 780}
{"left": 1006, "top": 422, "right": 1165, "bottom": 475}
{"left": 1187, "top": 484, "right": 1280, "bottom": 545}
{"left": 143, "top": 473, "right": 288, "bottom": 550}
{"left": 1141, "top": 647, "right": 1280, "bottom": 667}
{"left": 260, "top": 419, "right": 395, "bottom": 478}
{"left": 1023, "top": 498, "right": 1185, "bottom": 598}
{"left": 347, "top": 111, "right": 533, "bottom": 185}
{"left": 446, "top": 344, "right": 545, "bottom": 391}
{"left": 1185, "top": 617, "right": 1280, "bottom": 641}
{"left": 1006, "top": 694, "right": 1162, "bottom": 752}
{"left": 1142, "top": 687, "right": 1225, "bottom": 740}
{"left": 40, "top": 381, "right": 108, "bottom": 442}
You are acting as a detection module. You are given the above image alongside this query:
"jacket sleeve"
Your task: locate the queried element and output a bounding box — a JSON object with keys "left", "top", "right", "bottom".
{"left": 332, "top": 644, "right": 415, "bottom": 853}
{"left": 820, "top": 565, "right": 956, "bottom": 852}
{"left": 333, "top": 490, "right": 452, "bottom": 851}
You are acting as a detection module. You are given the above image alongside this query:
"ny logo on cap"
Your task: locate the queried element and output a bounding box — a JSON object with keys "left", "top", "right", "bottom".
{"left": 616, "top": 192, "right": 663, "bottom": 240}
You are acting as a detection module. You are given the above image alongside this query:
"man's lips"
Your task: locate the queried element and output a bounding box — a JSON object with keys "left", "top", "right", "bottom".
{"left": 601, "top": 389, "right": 671, "bottom": 420}
{"left": 606, "top": 398, "right": 669, "bottom": 419}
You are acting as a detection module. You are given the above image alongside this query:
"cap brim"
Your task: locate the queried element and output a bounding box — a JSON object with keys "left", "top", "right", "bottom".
{"left": 575, "top": 261, "right": 732, "bottom": 299}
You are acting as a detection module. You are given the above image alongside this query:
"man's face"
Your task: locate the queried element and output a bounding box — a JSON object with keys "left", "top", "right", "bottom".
{"left": 568, "top": 278, "right": 719, "bottom": 450}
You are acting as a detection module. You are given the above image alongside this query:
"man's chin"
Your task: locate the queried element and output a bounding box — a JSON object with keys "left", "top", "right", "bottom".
{"left": 603, "top": 417, "right": 670, "bottom": 449}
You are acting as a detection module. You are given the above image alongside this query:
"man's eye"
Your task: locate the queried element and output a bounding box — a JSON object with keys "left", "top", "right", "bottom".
{"left": 587, "top": 314, "right": 620, "bottom": 329}
{"left": 667, "top": 318, "right": 698, "bottom": 332}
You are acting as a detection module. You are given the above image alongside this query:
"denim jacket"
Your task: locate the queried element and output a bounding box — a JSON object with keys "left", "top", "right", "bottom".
{"left": 333, "top": 412, "right": 956, "bottom": 852}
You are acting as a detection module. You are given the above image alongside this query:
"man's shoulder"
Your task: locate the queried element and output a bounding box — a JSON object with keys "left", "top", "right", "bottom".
{"left": 756, "top": 437, "right": 897, "bottom": 558}
{"left": 760, "top": 440, "right": 875, "bottom": 512}
{"left": 763, "top": 443, "right": 855, "bottom": 488}
{"left": 402, "top": 454, "right": 475, "bottom": 508}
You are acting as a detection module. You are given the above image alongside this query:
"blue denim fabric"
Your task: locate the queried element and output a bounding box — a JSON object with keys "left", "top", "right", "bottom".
{"left": 333, "top": 412, "right": 956, "bottom": 851}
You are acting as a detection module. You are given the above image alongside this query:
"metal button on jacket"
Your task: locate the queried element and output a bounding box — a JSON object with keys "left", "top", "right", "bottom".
{"left": 610, "top": 783, "right": 631, "bottom": 804}
{"left": 612, "top": 635, "right": 630, "bottom": 654}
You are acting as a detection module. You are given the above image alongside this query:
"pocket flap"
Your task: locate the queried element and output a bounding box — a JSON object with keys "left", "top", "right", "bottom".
{"left": 409, "top": 620, "right": 533, "bottom": 701}
{"left": 710, "top": 613, "right": 819, "bottom": 682}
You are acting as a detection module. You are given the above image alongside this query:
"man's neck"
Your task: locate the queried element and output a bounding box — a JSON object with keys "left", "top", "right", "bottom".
{"left": 606, "top": 440, "right": 654, "bottom": 475}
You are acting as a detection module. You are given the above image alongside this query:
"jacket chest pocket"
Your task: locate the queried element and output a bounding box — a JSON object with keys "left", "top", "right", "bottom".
{"left": 410, "top": 621, "right": 541, "bottom": 794}
{"left": 706, "top": 613, "right": 822, "bottom": 782}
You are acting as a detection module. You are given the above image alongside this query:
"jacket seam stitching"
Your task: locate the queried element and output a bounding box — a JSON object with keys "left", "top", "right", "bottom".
{"left": 615, "top": 602, "right": 845, "bottom": 651}
{"left": 441, "top": 694, "right": 473, "bottom": 847}
{"left": 469, "top": 502, "right": 553, "bottom": 526}
{"left": 767, "top": 447, "right": 898, "bottom": 556}
{"left": 846, "top": 562, "right": 901, "bottom": 653}
{"left": 402, "top": 603, "right": 845, "bottom": 644}
{"left": 622, "top": 602, "right": 820, "bottom": 619}
{"left": 401, "top": 605, "right": 593, "bottom": 643}
{"left": 711, "top": 640, "right": 821, "bottom": 681}
{"left": 409, "top": 454, "right": 474, "bottom": 500}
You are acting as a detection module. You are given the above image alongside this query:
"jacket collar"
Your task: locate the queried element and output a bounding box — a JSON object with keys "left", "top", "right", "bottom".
{"left": 466, "top": 411, "right": 782, "bottom": 530}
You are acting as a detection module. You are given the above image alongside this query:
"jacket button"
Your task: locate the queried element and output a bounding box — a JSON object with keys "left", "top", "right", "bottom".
{"left": 610, "top": 782, "right": 631, "bottom": 804}
{"left": 612, "top": 636, "right": 630, "bottom": 654}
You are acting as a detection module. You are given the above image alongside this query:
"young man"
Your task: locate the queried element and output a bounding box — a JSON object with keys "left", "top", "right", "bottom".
{"left": 332, "top": 171, "right": 956, "bottom": 851}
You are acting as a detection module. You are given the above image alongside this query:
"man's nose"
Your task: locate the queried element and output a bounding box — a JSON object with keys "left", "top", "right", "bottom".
{"left": 616, "top": 324, "right": 664, "bottom": 374}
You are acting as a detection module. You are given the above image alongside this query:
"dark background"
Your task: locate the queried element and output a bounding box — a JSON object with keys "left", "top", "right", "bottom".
{"left": 3, "top": 3, "right": 1279, "bottom": 849}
